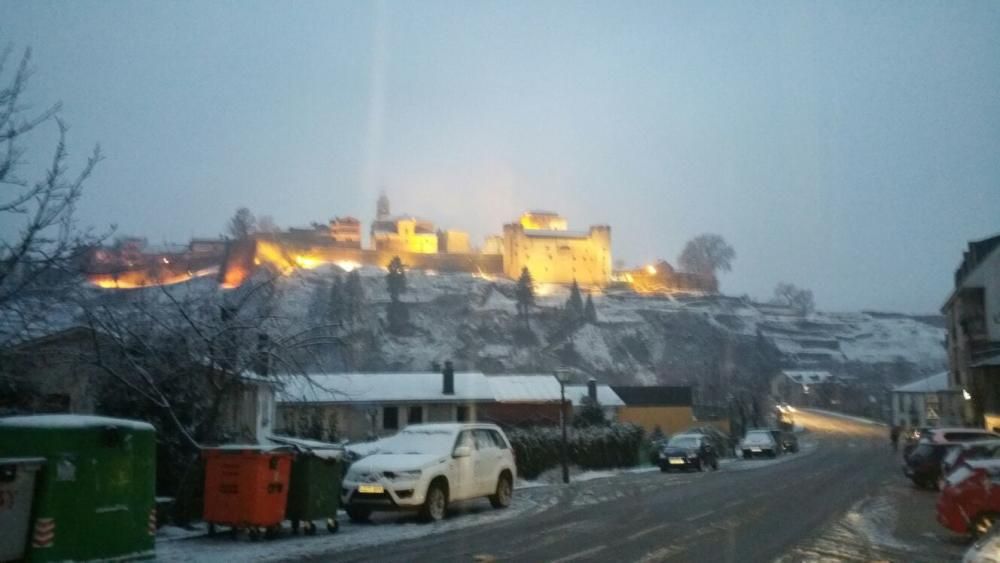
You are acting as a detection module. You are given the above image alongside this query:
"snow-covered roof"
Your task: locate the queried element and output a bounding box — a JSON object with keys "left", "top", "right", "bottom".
{"left": 565, "top": 384, "right": 625, "bottom": 407}
{"left": 279, "top": 372, "right": 494, "bottom": 404}
{"left": 0, "top": 415, "right": 154, "bottom": 431}
{"left": 893, "top": 371, "right": 956, "bottom": 393}
{"left": 488, "top": 375, "right": 562, "bottom": 402}
{"left": 780, "top": 370, "right": 833, "bottom": 384}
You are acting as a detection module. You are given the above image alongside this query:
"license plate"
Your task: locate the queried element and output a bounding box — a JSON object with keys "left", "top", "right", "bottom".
{"left": 358, "top": 484, "right": 384, "bottom": 494}
{"left": 750, "top": 447, "right": 762, "bottom": 452}
{"left": 669, "top": 457, "right": 685, "bottom": 465}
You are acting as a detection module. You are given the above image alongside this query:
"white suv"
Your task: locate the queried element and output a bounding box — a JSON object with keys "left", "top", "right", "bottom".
{"left": 342, "top": 423, "right": 517, "bottom": 522}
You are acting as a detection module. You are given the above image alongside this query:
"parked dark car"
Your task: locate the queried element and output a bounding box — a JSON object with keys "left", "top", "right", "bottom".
{"left": 657, "top": 433, "right": 719, "bottom": 472}
{"left": 904, "top": 433, "right": 1000, "bottom": 490}
{"left": 740, "top": 429, "right": 782, "bottom": 458}
{"left": 682, "top": 426, "right": 731, "bottom": 458}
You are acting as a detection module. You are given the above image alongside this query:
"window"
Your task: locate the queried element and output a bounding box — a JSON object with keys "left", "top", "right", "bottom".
{"left": 474, "top": 429, "right": 499, "bottom": 450}
{"left": 490, "top": 430, "right": 509, "bottom": 449}
{"left": 456, "top": 405, "right": 469, "bottom": 422}
{"left": 383, "top": 406, "right": 399, "bottom": 430}
{"left": 408, "top": 406, "right": 423, "bottom": 425}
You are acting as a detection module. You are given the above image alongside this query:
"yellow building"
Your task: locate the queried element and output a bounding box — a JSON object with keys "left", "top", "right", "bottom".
{"left": 502, "top": 212, "right": 611, "bottom": 286}
{"left": 611, "top": 386, "right": 697, "bottom": 436}
{"left": 371, "top": 216, "right": 439, "bottom": 254}
{"left": 519, "top": 210, "right": 568, "bottom": 231}
{"left": 438, "top": 230, "right": 471, "bottom": 254}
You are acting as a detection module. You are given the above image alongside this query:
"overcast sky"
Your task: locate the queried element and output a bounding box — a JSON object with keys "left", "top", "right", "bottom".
{"left": 3, "top": 1, "right": 998, "bottom": 313}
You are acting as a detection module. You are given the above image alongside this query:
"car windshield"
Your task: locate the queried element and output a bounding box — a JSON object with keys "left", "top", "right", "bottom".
{"left": 667, "top": 436, "right": 700, "bottom": 449}
{"left": 744, "top": 432, "right": 774, "bottom": 445}
{"left": 368, "top": 429, "right": 457, "bottom": 456}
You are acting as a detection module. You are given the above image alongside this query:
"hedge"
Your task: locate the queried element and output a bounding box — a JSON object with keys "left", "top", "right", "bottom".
{"left": 506, "top": 423, "right": 645, "bottom": 479}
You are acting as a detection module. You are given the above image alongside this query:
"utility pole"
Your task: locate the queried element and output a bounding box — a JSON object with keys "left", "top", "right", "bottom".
{"left": 556, "top": 368, "right": 570, "bottom": 484}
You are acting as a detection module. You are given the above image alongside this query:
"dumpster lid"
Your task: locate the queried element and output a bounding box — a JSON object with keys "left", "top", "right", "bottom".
{"left": 0, "top": 457, "right": 46, "bottom": 468}
{"left": 205, "top": 444, "right": 294, "bottom": 453}
{"left": 267, "top": 435, "right": 344, "bottom": 460}
{"left": 0, "top": 414, "right": 154, "bottom": 431}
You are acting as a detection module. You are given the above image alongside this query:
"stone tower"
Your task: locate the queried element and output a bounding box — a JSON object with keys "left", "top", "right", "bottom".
{"left": 376, "top": 192, "right": 390, "bottom": 221}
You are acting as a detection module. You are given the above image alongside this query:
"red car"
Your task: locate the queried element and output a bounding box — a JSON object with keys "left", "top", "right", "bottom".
{"left": 937, "top": 459, "right": 1000, "bottom": 537}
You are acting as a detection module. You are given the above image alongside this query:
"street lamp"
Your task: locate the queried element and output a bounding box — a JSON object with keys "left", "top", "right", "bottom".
{"left": 555, "top": 368, "right": 571, "bottom": 484}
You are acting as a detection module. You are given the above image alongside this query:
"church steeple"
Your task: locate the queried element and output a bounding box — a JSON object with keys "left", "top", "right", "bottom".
{"left": 376, "top": 192, "right": 390, "bottom": 221}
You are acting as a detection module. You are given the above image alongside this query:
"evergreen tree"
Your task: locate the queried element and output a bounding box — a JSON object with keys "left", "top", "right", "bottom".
{"left": 565, "top": 279, "right": 584, "bottom": 321}
{"left": 309, "top": 278, "right": 330, "bottom": 324}
{"left": 327, "top": 276, "right": 344, "bottom": 323}
{"left": 386, "top": 256, "right": 407, "bottom": 301}
{"left": 343, "top": 270, "right": 364, "bottom": 321}
{"left": 573, "top": 396, "right": 607, "bottom": 427}
{"left": 584, "top": 293, "right": 597, "bottom": 323}
{"left": 386, "top": 256, "right": 409, "bottom": 333}
{"left": 515, "top": 267, "right": 534, "bottom": 321}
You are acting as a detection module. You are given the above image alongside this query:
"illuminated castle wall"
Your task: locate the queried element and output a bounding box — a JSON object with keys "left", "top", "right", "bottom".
{"left": 502, "top": 212, "right": 611, "bottom": 287}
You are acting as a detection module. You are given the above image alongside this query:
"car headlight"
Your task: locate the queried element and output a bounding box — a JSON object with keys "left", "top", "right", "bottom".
{"left": 383, "top": 469, "right": 422, "bottom": 480}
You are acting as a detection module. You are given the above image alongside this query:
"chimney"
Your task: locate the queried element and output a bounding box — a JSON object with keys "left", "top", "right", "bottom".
{"left": 587, "top": 378, "right": 598, "bottom": 403}
{"left": 442, "top": 360, "right": 455, "bottom": 395}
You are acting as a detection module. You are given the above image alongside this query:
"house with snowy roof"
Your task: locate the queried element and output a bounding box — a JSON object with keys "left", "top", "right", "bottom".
{"left": 890, "top": 371, "right": 963, "bottom": 428}
{"left": 276, "top": 365, "right": 494, "bottom": 441}
{"left": 484, "top": 375, "right": 623, "bottom": 425}
{"left": 769, "top": 369, "right": 835, "bottom": 406}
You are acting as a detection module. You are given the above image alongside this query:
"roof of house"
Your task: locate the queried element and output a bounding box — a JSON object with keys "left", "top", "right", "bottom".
{"left": 610, "top": 386, "right": 692, "bottom": 407}
{"left": 565, "top": 384, "right": 625, "bottom": 407}
{"left": 278, "top": 372, "right": 493, "bottom": 404}
{"left": 780, "top": 370, "right": 833, "bottom": 385}
{"left": 485, "top": 375, "right": 624, "bottom": 406}
{"left": 893, "top": 371, "right": 955, "bottom": 393}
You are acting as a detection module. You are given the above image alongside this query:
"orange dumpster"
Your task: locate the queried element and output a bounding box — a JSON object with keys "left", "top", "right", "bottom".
{"left": 202, "top": 445, "right": 293, "bottom": 540}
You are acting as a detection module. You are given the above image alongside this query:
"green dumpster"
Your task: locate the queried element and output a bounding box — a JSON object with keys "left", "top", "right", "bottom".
{"left": 0, "top": 415, "right": 156, "bottom": 562}
{"left": 271, "top": 436, "right": 343, "bottom": 534}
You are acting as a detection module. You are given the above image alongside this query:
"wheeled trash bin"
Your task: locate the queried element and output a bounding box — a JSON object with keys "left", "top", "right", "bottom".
{"left": 202, "top": 445, "right": 293, "bottom": 540}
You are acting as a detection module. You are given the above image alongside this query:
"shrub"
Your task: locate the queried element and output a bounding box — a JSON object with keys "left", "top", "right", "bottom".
{"left": 506, "top": 423, "right": 644, "bottom": 479}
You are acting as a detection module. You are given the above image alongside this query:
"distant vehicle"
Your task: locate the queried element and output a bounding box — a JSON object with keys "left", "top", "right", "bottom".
{"left": 341, "top": 423, "right": 516, "bottom": 523}
{"left": 740, "top": 429, "right": 782, "bottom": 458}
{"left": 657, "top": 433, "right": 719, "bottom": 472}
{"left": 681, "top": 426, "right": 732, "bottom": 457}
{"left": 940, "top": 440, "right": 1000, "bottom": 485}
{"left": 937, "top": 460, "right": 1000, "bottom": 538}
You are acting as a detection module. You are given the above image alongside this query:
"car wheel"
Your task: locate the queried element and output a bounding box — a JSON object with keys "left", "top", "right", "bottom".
{"left": 489, "top": 473, "right": 513, "bottom": 509}
{"left": 974, "top": 513, "right": 1000, "bottom": 538}
{"left": 659, "top": 464, "right": 669, "bottom": 472}
{"left": 346, "top": 505, "right": 372, "bottom": 523}
{"left": 420, "top": 481, "right": 448, "bottom": 522}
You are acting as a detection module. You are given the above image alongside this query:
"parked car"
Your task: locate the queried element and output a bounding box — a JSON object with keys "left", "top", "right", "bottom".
{"left": 937, "top": 460, "right": 1000, "bottom": 538}
{"left": 963, "top": 528, "right": 1000, "bottom": 563}
{"left": 681, "top": 426, "right": 731, "bottom": 457}
{"left": 740, "top": 429, "right": 782, "bottom": 458}
{"left": 341, "top": 423, "right": 516, "bottom": 522}
{"left": 657, "top": 433, "right": 719, "bottom": 472}
{"left": 940, "top": 440, "right": 1000, "bottom": 485}
{"left": 904, "top": 430, "right": 1000, "bottom": 489}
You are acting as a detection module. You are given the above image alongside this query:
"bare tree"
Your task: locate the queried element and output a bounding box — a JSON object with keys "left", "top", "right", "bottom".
{"left": 0, "top": 44, "right": 102, "bottom": 347}
{"left": 771, "top": 282, "right": 815, "bottom": 315}
{"left": 227, "top": 207, "right": 257, "bottom": 239}
{"left": 678, "top": 234, "right": 735, "bottom": 277}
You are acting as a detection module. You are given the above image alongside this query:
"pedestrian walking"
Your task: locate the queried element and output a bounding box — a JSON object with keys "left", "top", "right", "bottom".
{"left": 890, "top": 424, "right": 901, "bottom": 452}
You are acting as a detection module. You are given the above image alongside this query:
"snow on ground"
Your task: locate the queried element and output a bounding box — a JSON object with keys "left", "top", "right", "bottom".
{"left": 156, "top": 494, "right": 552, "bottom": 563}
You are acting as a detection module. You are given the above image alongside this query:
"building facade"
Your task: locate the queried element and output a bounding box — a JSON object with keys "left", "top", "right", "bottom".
{"left": 502, "top": 212, "right": 612, "bottom": 287}
{"left": 890, "top": 371, "right": 963, "bottom": 428}
{"left": 943, "top": 235, "right": 1000, "bottom": 429}
{"left": 611, "top": 386, "right": 694, "bottom": 435}
{"left": 371, "top": 216, "right": 439, "bottom": 254}
{"left": 329, "top": 216, "right": 362, "bottom": 247}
